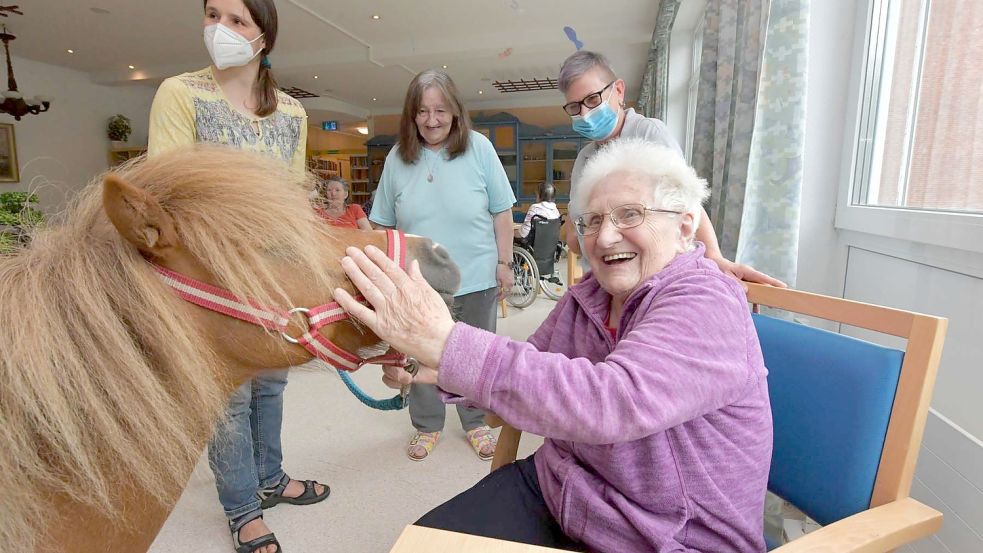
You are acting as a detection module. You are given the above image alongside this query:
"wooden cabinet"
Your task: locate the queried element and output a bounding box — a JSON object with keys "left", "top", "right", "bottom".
{"left": 518, "top": 124, "right": 584, "bottom": 207}
{"left": 108, "top": 147, "right": 147, "bottom": 168}
{"left": 473, "top": 112, "right": 520, "bottom": 196}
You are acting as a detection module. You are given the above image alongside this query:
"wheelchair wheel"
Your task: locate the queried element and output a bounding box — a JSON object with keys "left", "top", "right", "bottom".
{"left": 506, "top": 247, "right": 539, "bottom": 309}
{"left": 539, "top": 264, "right": 568, "bottom": 300}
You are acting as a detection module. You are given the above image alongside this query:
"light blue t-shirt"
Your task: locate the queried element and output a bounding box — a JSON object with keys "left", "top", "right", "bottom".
{"left": 370, "top": 130, "right": 516, "bottom": 296}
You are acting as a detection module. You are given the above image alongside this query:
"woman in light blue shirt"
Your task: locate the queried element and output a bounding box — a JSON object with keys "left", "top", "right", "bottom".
{"left": 369, "top": 69, "right": 516, "bottom": 462}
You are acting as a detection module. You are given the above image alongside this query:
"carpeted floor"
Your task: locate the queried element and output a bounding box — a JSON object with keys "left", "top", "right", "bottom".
{"left": 149, "top": 295, "right": 555, "bottom": 553}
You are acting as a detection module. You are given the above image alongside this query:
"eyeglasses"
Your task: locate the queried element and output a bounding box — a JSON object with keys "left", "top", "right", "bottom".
{"left": 562, "top": 81, "right": 615, "bottom": 116}
{"left": 574, "top": 204, "right": 681, "bottom": 236}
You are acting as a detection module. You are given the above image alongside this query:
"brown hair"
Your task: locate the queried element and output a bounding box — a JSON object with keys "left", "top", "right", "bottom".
{"left": 398, "top": 69, "right": 472, "bottom": 164}
{"left": 204, "top": 0, "right": 280, "bottom": 117}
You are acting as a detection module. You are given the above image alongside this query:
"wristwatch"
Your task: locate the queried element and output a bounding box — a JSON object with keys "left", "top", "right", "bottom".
{"left": 497, "top": 259, "right": 511, "bottom": 266}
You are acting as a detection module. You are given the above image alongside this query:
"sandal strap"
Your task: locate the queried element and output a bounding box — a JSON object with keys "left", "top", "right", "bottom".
{"left": 229, "top": 510, "right": 264, "bottom": 534}
{"left": 235, "top": 533, "right": 279, "bottom": 553}
{"left": 257, "top": 474, "right": 290, "bottom": 502}
{"left": 230, "top": 512, "right": 281, "bottom": 553}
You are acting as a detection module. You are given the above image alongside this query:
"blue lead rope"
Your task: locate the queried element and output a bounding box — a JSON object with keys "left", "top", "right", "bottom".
{"left": 337, "top": 370, "right": 408, "bottom": 410}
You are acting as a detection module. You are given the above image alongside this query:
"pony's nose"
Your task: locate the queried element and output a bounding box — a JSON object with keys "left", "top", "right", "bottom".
{"left": 417, "top": 240, "right": 460, "bottom": 295}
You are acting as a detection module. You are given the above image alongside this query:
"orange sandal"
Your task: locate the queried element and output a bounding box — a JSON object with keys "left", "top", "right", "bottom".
{"left": 466, "top": 425, "right": 497, "bottom": 461}
{"left": 407, "top": 431, "right": 440, "bottom": 461}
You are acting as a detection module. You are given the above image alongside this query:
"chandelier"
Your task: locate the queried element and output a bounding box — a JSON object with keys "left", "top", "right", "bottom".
{"left": 1, "top": 25, "right": 51, "bottom": 120}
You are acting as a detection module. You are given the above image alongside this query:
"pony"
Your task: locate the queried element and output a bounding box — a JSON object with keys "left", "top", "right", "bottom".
{"left": 0, "top": 145, "right": 460, "bottom": 552}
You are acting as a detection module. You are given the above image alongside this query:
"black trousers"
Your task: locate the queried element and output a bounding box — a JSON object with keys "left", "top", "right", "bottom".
{"left": 415, "top": 455, "right": 587, "bottom": 551}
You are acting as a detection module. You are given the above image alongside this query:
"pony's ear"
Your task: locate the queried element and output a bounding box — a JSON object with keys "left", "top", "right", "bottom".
{"left": 102, "top": 174, "right": 178, "bottom": 259}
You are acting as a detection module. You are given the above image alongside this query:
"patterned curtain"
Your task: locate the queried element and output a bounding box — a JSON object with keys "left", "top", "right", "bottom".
{"left": 637, "top": 0, "right": 682, "bottom": 120}
{"left": 691, "top": 0, "right": 769, "bottom": 261}
{"left": 736, "top": 0, "right": 810, "bottom": 287}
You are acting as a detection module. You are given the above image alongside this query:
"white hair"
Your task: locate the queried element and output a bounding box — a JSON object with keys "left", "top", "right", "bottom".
{"left": 571, "top": 139, "right": 709, "bottom": 234}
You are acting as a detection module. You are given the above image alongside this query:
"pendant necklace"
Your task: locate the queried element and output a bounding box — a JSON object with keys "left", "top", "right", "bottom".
{"left": 424, "top": 148, "right": 440, "bottom": 182}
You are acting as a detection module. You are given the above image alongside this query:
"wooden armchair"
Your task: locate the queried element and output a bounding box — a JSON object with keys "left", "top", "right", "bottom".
{"left": 482, "top": 283, "right": 948, "bottom": 552}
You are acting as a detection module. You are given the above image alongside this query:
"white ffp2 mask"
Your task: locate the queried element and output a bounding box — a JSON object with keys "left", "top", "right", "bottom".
{"left": 204, "top": 23, "right": 264, "bottom": 70}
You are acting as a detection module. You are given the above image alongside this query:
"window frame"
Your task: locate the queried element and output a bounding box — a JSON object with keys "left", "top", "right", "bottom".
{"left": 836, "top": 0, "right": 983, "bottom": 254}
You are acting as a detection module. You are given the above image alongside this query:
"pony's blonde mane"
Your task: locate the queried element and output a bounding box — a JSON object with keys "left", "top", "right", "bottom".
{"left": 0, "top": 146, "right": 343, "bottom": 549}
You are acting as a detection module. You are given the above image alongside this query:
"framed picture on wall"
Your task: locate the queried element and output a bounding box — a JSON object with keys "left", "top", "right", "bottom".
{"left": 0, "top": 123, "right": 19, "bottom": 182}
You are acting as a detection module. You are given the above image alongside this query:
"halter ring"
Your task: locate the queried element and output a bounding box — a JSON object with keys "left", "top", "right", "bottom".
{"left": 280, "top": 307, "right": 311, "bottom": 344}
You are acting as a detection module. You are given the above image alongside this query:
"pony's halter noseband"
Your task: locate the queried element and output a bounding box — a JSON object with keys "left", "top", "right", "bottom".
{"left": 152, "top": 229, "right": 417, "bottom": 409}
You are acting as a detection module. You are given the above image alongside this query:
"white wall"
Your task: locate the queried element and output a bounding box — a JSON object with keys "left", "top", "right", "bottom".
{"left": 0, "top": 55, "right": 156, "bottom": 213}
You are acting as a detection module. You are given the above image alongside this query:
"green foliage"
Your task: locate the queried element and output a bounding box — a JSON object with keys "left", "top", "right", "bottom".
{"left": 0, "top": 191, "right": 42, "bottom": 224}
{"left": 107, "top": 114, "right": 133, "bottom": 142}
{"left": 0, "top": 230, "right": 14, "bottom": 253}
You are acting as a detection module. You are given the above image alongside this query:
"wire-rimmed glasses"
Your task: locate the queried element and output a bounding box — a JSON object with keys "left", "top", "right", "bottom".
{"left": 574, "top": 204, "right": 681, "bottom": 236}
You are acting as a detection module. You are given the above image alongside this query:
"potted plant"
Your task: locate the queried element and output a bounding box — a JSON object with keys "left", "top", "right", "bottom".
{"left": 107, "top": 114, "right": 132, "bottom": 148}
{"left": 0, "top": 191, "right": 43, "bottom": 253}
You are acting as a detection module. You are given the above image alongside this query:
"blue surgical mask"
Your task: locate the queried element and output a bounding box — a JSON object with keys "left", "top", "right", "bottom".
{"left": 571, "top": 102, "right": 618, "bottom": 141}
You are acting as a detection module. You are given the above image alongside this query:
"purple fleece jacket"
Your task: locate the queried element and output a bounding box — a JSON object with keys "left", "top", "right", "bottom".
{"left": 437, "top": 244, "right": 772, "bottom": 552}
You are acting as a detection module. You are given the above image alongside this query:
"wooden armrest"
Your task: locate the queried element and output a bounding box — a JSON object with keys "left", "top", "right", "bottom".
{"left": 773, "top": 497, "right": 942, "bottom": 553}
{"left": 485, "top": 413, "right": 506, "bottom": 428}
{"left": 389, "top": 525, "right": 568, "bottom": 552}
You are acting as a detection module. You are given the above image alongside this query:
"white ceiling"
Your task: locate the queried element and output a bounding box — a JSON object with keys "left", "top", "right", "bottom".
{"left": 8, "top": 1, "right": 662, "bottom": 129}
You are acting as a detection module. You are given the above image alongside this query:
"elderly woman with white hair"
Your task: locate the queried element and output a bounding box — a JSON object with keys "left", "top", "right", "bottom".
{"left": 334, "top": 139, "right": 774, "bottom": 553}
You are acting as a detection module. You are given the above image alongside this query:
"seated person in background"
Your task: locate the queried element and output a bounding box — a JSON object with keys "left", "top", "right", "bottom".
{"left": 311, "top": 177, "right": 372, "bottom": 230}
{"left": 333, "top": 139, "right": 774, "bottom": 553}
{"left": 515, "top": 181, "right": 561, "bottom": 242}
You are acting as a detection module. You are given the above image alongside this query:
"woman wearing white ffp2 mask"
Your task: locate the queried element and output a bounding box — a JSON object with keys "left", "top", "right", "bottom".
{"left": 148, "top": 2, "right": 321, "bottom": 553}
{"left": 148, "top": 0, "right": 309, "bottom": 174}
{"left": 204, "top": 22, "right": 265, "bottom": 70}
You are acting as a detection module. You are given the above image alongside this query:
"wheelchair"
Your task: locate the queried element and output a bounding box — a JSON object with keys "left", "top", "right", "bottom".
{"left": 507, "top": 215, "right": 568, "bottom": 308}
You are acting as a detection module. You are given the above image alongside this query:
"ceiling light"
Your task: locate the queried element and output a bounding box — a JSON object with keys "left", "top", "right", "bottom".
{"left": 128, "top": 65, "right": 135, "bottom": 69}
{"left": 478, "top": 90, "right": 483, "bottom": 95}
{"left": 371, "top": 14, "right": 381, "bottom": 20}
{"left": 313, "top": 75, "right": 318, "bottom": 79}
{"left": 442, "top": 65, "right": 447, "bottom": 69}
{"left": 356, "top": 126, "right": 368, "bottom": 135}
{"left": 67, "top": 49, "right": 74, "bottom": 54}
{"left": 372, "top": 97, "right": 377, "bottom": 101}
{"left": 0, "top": 27, "right": 53, "bottom": 120}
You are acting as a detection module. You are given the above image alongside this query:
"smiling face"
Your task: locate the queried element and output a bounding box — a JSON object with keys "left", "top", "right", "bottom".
{"left": 583, "top": 171, "right": 694, "bottom": 303}
{"left": 415, "top": 87, "right": 454, "bottom": 148}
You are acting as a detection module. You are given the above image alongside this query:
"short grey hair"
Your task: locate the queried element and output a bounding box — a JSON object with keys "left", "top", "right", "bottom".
{"left": 559, "top": 51, "right": 617, "bottom": 93}
{"left": 570, "top": 139, "right": 709, "bottom": 244}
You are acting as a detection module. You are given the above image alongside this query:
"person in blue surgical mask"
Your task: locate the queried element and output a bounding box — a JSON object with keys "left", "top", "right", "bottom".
{"left": 147, "top": 1, "right": 321, "bottom": 552}
{"left": 559, "top": 51, "right": 785, "bottom": 287}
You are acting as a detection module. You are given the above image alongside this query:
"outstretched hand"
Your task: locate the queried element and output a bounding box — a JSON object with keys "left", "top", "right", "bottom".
{"left": 710, "top": 256, "right": 787, "bottom": 289}
{"left": 332, "top": 245, "right": 455, "bottom": 369}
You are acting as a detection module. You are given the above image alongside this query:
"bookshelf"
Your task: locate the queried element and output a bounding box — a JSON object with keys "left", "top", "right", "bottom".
{"left": 349, "top": 153, "right": 370, "bottom": 200}
{"left": 311, "top": 156, "right": 340, "bottom": 179}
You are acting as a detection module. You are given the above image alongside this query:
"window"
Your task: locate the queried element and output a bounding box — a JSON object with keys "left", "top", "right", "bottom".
{"left": 853, "top": 0, "right": 983, "bottom": 214}
{"left": 684, "top": 13, "right": 705, "bottom": 165}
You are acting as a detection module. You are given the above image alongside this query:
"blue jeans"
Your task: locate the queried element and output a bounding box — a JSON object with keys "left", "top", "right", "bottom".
{"left": 208, "top": 369, "right": 289, "bottom": 520}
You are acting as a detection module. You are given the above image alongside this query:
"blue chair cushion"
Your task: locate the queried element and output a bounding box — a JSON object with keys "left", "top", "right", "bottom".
{"left": 753, "top": 313, "right": 904, "bottom": 526}
{"left": 513, "top": 211, "right": 526, "bottom": 224}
